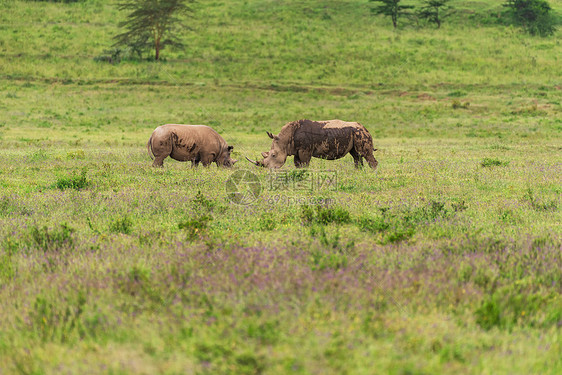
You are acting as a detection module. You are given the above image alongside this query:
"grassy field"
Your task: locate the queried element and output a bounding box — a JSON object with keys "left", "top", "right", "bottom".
{"left": 0, "top": 0, "right": 561, "bottom": 374}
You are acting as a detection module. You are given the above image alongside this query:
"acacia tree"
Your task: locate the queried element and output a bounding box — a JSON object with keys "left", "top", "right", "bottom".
{"left": 418, "top": 0, "right": 451, "bottom": 28}
{"left": 370, "top": 0, "right": 414, "bottom": 29}
{"left": 113, "top": 0, "right": 195, "bottom": 61}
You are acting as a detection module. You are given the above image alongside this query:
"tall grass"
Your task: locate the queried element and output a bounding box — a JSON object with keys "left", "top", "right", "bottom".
{"left": 0, "top": 0, "right": 561, "bottom": 373}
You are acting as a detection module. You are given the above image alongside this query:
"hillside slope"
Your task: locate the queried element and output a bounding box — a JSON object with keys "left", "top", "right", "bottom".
{"left": 1, "top": 0, "right": 560, "bottom": 88}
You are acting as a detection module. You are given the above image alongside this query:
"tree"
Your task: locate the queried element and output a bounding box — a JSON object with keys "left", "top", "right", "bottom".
{"left": 370, "top": 0, "right": 415, "bottom": 29}
{"left": 113, "top": 0, "right": 195, "bottom": 61}
{"left": 503, "top": 0, "right": 557, "bottom": 36}
{"left": 418, "top": 0, "right": 452, "bottom": 28}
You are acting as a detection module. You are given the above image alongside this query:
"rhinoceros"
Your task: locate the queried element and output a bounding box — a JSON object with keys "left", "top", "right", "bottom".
{"left": 246, "top": 119, "right": 378, "bottom": 169}
{"left": 147, "top": 124, "right": 237, "bottom": 167}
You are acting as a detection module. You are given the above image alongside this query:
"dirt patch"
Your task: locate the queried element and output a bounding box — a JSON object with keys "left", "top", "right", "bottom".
{"left": 417, "top": 93, "right": 436, "bottom": 101}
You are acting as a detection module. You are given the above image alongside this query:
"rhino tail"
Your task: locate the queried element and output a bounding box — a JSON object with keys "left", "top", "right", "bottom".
{"left": 147, "top": 134, "right": 154, "bottom": 160}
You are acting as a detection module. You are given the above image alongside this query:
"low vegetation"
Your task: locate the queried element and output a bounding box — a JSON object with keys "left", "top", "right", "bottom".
{"left": 0, "top": 0, "right": 560, "bottom": 373}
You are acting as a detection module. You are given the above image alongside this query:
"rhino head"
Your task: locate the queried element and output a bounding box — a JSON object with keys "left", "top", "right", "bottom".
{"left": 219, "top": 145, "right": 238, "bottom": 167}
{"left": 246, "top": 131, "right": 288, "bottom": 169}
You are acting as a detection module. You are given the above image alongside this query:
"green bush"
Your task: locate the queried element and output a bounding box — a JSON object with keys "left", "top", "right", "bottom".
{"left": 524, "top": 188, "right": 558, "bottom": 211}
{"left": 0, "top": 253, "right": 16, "bottom": 284}
{"left": 259, "top": 213, "right": 277, "bottom": 231}
{"left": 28, "top": 149, "right": 49, "bottom": 162}
{"left": 301, "top": 205, "right": 351, "bottom": 225}
{"left": 475, "top": 297, "right": 502, "bottom": 330}
{"left": 481, "top": 158, "right": 509, "bottom": 167}
{"left": 452, "top": 99, "right": 470, "bottom": 109}
{"left": 29, "top": 0, "right": 85, "bottom": 2}
{"left": 29, "top": 223, "right": 75, "bottom": 252}
{"left": 178, "top": 215, "right": 213, "bottom": 241}
{"left": 475, "top": 287, "right": 550, "bottom": 330}
{"left": 29, "top": 291, "right": 107, "bottom": 344}
{"left": 109, "top": 216, "right": 133, "bottom": 235}
{"left": 358, "top": 201, "right": 450, "bottom": 244}
{"left": 54, "top": 169, "right": 88, "bottom": 190}
{"left": 66, "top": 150, "right": 85, "bottom": 160}
{"left": 503, "top": 0, "right": 558, "bottom": 36}
{"left": 193, "top": 190, "right": 216, "bottom": 211}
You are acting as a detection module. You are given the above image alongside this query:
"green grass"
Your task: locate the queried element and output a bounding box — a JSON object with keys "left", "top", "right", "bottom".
{"left": 0, "top": 0, "right": 561, "bottom": 374}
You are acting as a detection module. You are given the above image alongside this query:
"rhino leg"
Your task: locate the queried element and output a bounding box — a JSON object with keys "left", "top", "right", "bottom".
{"left": 152, "top": 151, "right": 168, "bottom": 167}
{"left": 151, "top": 135, "right": 172, "bottom": 167}
{"left": 200, "top": 153, "right": 215, "bottom": 167}
{"left": 295, "top": 150, "right": 311, "bottom": 168}
{"left": 350, "top": 149, "right": 365, "bottom": 169}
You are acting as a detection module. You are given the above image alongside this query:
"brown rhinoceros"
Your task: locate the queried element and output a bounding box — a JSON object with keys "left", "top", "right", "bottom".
{"left": 246, "top": 119, "right": 378, "bottom": 169}
{"left": 147, "top": 124, "right": 237, "bottom": 168}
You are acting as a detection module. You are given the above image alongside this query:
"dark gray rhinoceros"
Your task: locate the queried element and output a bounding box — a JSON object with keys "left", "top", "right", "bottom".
{"left": 246, "top": 119, "right": 378, "bottom": 169}
{"left": 147, "top": 124, "right": 237, "bottom": 167}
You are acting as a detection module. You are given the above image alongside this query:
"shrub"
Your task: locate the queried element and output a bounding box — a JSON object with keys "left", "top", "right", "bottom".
{"left": 475, "top": 287, "right": 550, "bottom": 330}
{"left": 301, "top": 205, "right": 351, "bottom": 225}
{"left": 474, "top": 296, "right": 502, "bottom": 330}
{"left": 503, "top": 0, "right": 558, "bottom": 36}
{"left": 452, "top": 99, "right": 470, "bottom": 109}
{"left": 259, "top": 213, "right": 277, "bottom": 231}
{"left": 28, "top": 149, "right": 48, "bottom": 162}
{"left": 246, "top": 320, "right": 280, "bottom": 345}
{"left": 451, "top": 200, "right": 468, "bottom": 212}
{"left": 193, "top": 190, "right": 216, "bottom": 211}
{"left": 357, "top": 201, "right": 450, "bottom": 244}
{"left": 93, "top": 47, "right": 142, "bottom": 64}
{"left": 309, "top": 248, "right": 349, "bottom": 271}
{"left": 0, "top": 252, "right": 16, "bottom": 284}
{"left": 308, "top": 225, "right": 354, "bottom": 270}
{"left": 66, "top": 150, "right": 85, "bottom": 159}
{"left": 447, "top": 90, "right": 466, "bottom": 97}
{"left": 178, "top": 215, "right": 213, "bottom": 241}
{"left": 524, "top": 188, "right": 558, "bottom": 211}
{"left": 109, "top": 216, "right": 133, "bottom": 235}
{"left": 29, "top": 0, "right": 85, "bottom": 2}
{"left": 481, "top": 158, "right": 509, "bottom": 167}
{"left": 54, "top": 169, "right": 88, "bottom": 190}
{"left": 29, "top": 223, "right": 74, "bottom": 252}
{"left": 286, "top": 169, "right": 311, "bottom": 183}
{"left": 29, "top": 291, "right": 106, "bottom": 343}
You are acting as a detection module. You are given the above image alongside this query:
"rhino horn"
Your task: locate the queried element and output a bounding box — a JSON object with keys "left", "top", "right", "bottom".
{"left": 267, "top": 131, "right": 274, "bottom": 139}
{"left": 245, "top": 156, "right": 261, "bottom": 166}
{"left": 261, "top": 151, "right": 269, "bottom": 158}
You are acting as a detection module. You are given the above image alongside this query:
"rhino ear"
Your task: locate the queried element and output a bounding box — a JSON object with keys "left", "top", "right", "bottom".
{"left": 267, "top": 131, "right": 274, "bottom": 139}
{"left": 228, "top": 145, "right": 234, "bottom": 152}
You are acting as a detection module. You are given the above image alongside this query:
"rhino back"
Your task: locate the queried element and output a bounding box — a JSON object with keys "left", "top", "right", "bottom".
{"left": 162, "top": 124, "right": 226, "bottom": 160}
{"left": 293, "top": 120, "right": 355, "bottom": 158}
